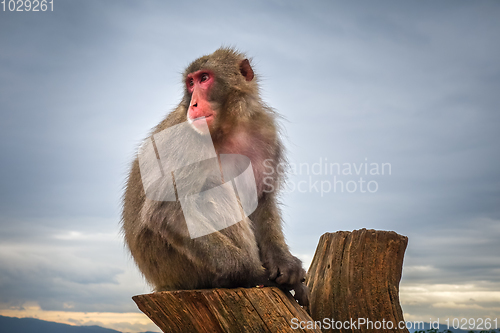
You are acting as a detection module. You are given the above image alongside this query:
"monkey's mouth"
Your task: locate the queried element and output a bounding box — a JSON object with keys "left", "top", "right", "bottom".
{"left": 188, "top": 115, "right": 213, "bottom": 134}
{"left": 188, "top": 114, "right": 213, "bottom": 124}
{"left": 190, "top": 115, "right": 213, "bottom": 125}
{"left": 194, "top": 115, "right": 212, "bottom": 121}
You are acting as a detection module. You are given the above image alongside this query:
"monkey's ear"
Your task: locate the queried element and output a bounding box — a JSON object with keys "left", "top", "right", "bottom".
{"left": 239, "top": 59, "right": 254, "bottom": 81}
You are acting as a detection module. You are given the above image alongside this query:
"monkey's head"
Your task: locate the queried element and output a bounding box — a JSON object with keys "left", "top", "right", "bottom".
{"left": 182, "top": 48, "right": 259, "bottom": 136}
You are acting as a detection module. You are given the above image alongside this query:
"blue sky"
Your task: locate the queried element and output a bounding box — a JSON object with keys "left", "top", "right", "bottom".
{"left": 1, "top": 1, "right": 499, "bottom": 331}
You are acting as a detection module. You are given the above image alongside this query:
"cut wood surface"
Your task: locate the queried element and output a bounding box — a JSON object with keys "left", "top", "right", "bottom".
{"left": 306, "top": 229, "right": 409, "bottom": 333}
{"left": 133, "top": 229, "right": 409, "bottom": 332}
{"left": 133, "top": 287, "right": 320, "bottom": 333}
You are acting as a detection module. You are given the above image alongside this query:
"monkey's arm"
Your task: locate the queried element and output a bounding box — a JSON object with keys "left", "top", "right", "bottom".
{"left": 251, "top": 193, "right": 309, "bottom": 306}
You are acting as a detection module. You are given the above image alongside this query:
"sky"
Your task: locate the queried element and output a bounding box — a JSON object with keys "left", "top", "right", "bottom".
{"left": 1, "top": 1, "right": 499, "bottom": 332}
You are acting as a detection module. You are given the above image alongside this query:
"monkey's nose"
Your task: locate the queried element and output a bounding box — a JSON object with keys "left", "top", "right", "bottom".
{"left": 192, "top": 103, "right": 198, "bottom": 107}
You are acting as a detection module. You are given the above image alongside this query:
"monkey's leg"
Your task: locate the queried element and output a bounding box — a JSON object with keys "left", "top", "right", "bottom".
{"left": 149, "top": 214, "right": 269, "bottom": 290}
{"left": 129, "top": 222, "right": 269, "bottom": 292}
{"left": 186, "top": 218, "right": 270, "bottom": 289}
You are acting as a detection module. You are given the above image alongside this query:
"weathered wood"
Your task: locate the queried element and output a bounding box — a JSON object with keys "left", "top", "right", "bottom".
{"left": 133, "top": 287, "right": 320, "bottom": 333}
{"left": 306, "top": 229, "right": 409, "bottom": 333}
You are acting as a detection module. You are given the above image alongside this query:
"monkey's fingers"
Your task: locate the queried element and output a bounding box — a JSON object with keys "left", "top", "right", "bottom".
{"left": 292, "top": 283, "right": 310, "bottom": 307}
{"left": 267, "top": 265, "right": 280, "bottom": 281}
{"left": 275, "top": 268, "right": 291, "bottom": 285}
{"left": 276, "top": 266, "right": 306, "bottom": 286}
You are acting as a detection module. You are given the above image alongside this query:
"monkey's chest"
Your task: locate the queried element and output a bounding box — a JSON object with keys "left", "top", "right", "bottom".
{"left": 216, "top": 137, "right": 269, "bottom": 197}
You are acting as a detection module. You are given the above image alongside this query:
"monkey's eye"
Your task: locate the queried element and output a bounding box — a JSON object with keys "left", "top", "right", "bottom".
{"left": 188, "top": 78, "right": 194, "bottom": 87}
{"left": 200, "top": 73, "right": 209, "bottom": 82}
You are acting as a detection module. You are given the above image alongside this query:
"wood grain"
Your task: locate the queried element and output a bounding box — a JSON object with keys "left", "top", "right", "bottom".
{"left": 133, "top": 287, "right": 320, "bottom": 333}
{"left": 306, "top": 229, "right": 409, "bottom": 333}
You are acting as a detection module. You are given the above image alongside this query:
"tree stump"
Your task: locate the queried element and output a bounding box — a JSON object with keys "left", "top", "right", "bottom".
{"left": 306, "top": 229, "right": 409, "bottom": 333}
{"left": 133, "top": 287, "right": 320, "bottom": 333}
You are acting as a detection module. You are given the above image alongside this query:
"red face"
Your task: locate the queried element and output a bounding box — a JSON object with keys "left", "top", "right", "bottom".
{"left": 185, "top": 70, "right": 216, "bottom": 134}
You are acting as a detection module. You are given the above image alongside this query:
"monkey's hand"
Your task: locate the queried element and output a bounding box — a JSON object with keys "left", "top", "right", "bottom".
{"left": 292, "top": 282, "right": 309, "bottom": 308}
{"left": 264, "top": 252, "right": 305, "bottom": 286}
{"left": 263, "top": 252, "right": 309, "bottom": 306}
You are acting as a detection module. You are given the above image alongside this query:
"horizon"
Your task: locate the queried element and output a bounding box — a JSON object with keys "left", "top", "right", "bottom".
{"left": 1, "top": 1, "right": 499, "bottom": 332}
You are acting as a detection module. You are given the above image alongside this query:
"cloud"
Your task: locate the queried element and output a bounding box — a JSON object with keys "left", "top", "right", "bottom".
{"left": 0, "top": 302, "right": 159, "bottom": 333}
{"left": 0, "top": 221, "right": 150, "bottom": 313}
{"left": 400, "top": 283, "right": 500, "bottom": 322}
{"left": 0, "top": 0, "right": 499, "bottom": 329}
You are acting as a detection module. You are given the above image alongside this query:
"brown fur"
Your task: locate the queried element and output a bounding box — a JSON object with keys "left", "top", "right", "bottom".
{"left": 122, "top": 48, "right": 308, "bottom": 306}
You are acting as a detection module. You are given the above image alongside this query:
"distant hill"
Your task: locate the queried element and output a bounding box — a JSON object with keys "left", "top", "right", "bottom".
{"left": 0, "top": 315, "right": 129, "bottom": 333}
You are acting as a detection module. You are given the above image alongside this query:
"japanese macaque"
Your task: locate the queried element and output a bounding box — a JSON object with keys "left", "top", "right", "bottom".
{"left": 122, "top": 48, "right": 308, "bottom": 306}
